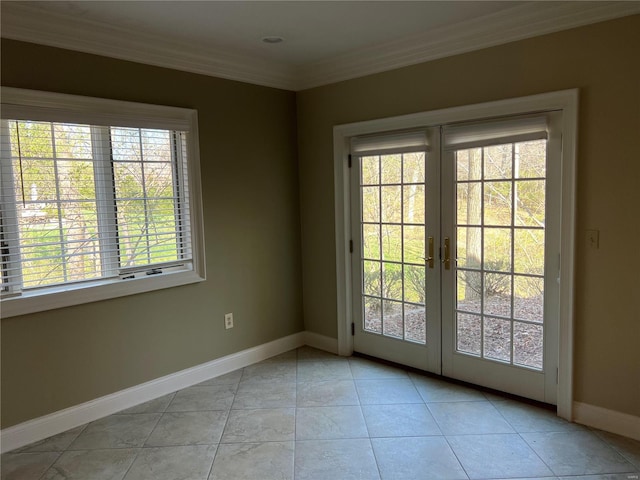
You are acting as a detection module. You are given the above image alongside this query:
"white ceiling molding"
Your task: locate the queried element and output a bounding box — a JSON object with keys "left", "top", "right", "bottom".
{"left": 2, "top": 2, "right": 639, "bottom": 92}
{"left": 297, "top": 2, "right": 640, "bottom": 90}
{"left": 0, "top": 2, "right": 298, "bottom": 91}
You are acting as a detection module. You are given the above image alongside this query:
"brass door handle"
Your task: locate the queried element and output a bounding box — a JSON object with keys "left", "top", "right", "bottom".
{"left": 426, "top": 236, "right": 435, "bottom": 268}
{"left": 443, "top": 237, "right": 451, "bottom": 270}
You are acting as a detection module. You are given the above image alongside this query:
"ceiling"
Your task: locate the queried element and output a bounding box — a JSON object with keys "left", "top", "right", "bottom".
{"left": 2, "top": 1, "right": 639, "bottom": 91}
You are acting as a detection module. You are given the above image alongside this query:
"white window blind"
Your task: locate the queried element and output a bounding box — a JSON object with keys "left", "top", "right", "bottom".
{"left": 351, "top": 130, "right": 429, "bottom": 156}
{"left": 0, "top": 88, "right": 204, "bottom": 314}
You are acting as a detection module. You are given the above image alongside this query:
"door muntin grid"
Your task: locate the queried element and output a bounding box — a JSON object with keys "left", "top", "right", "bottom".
{"left": 359, "top": 150, "right": 427, "bottom": 344}
{"left": 454, "top": 140, "right": 546, "bottom": 370}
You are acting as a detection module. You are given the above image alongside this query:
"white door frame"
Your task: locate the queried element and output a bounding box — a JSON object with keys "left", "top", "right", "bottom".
{"left": 333, "top": 89, "right": 578, "bottom": 420}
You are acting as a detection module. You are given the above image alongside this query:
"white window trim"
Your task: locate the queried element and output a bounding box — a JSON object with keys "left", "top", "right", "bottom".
{"left": 0, "top": 87, "right": 206, "bottom": 318}
{"left": 333, "top": 89, "right": 577, "bottom": 420}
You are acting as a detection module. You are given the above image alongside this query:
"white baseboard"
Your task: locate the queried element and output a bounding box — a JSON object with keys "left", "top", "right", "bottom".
{"left": 573, "top": 401, "right": 640, "bottom": 441}
{"left": 303, "top": 331, "right": 339, "bottom": 355}
{"left": 1, "top": 331, "right": 307, "bottom": 453}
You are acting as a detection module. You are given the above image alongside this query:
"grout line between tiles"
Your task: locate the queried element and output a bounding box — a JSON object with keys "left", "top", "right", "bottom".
{"left": 367, "top": 435, "right": 383, "bottom": 480}
{"left": 119, "top": 447, "right": 142, "bottom": 480}
{"left": 206, "top": 399, "right": 233, "bottom": 480}
{"left": 517, "top": 431, "right": 564, "bottom": 478}
{"left": 34, "top": 451, "right": 62, "bottom": 480}
{"left": 441, "top": 434, "right": 472, "bottom": 480}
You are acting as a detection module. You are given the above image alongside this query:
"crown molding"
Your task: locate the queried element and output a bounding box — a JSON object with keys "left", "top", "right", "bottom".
{"left": 296, "top": 2, "right": 640, "bottom": 90}
{"left": 2, "top": 2, "right": 639, "bottom": 92}
{"left": 0, "top": 2, "right": 298, "bottom": 91}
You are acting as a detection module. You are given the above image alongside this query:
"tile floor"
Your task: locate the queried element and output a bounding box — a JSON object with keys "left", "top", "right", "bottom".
{"left": 2, "top": 347, "right": 639, "bottom": 480}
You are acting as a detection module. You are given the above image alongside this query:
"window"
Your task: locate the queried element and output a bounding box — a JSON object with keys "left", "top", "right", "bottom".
{"left": 0, "top": 88, "right": 205, "bottom": 317}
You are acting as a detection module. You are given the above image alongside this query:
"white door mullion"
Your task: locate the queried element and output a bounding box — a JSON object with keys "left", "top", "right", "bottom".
{"left": 425, "top": 126, "right": 442, "bottom": 373}
{"left": 440, "top": 147, "right": 456, "bottom": 377}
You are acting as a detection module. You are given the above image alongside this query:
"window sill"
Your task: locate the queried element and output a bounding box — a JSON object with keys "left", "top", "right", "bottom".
{"left": 0, "top": 269, "right": 205, "bottom": 318}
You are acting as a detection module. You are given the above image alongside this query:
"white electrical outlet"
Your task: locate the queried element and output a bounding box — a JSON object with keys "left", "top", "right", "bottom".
{"left": 224, "top": 313, "right": 234, "bottom": 329}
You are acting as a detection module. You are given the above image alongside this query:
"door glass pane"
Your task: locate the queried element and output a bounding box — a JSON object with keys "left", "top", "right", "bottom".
{"left": 361, "top": 156, "right": 379, "bottom": 185}
{"left": 484, "top": 228, "right": 512, "bottom": 272}
{"left": 362, "top": 186, "right": 379, "bottom": 223}
{"left": 381, "top": 186, "right": 402, "bottom": 223}
{"left": 381, "top": 154, "right": 402, "bottom": 184}
{"left": 457, "top": 182, "right": 481, "bottom": 225}
{"left": 514, "top": 275, "right": 544, "bottom": 323}
{"left": 403, "top": 152, "right": 425, "bottom": 184}
{"left": 515, "top": 180, "right": 545, "bottom": 226}
{"left": 457, "top": 313, "right": 481, "bottom": 355}
{"left": 403, "top": 225, "right": 424, "bottom": 265}
{"left": 363, "top": 260, "right": 381, "bottom": 297}
{"left": 484, "top": 144, "right": 512, "bottom": 180}
{"left": 405, "top": 303, "right": 426, "bottom": 343}
{"left": 456, "top": 227, "right": 481, "bottom": 269}
{"left": 403, "top": 184, "right": 424, "bottom": 224}
{"left": 382, "top": 300, "right": 403, "bottom": 338}
{"left": 364, "top": 297, "right": 382, "bottom": 334}
{"left": 382, "top": 262, "right": 402, "bottom": 301}
{"left": 514, "top": 322, "right": 543, "bottom": 369}
{"left": 483, "top": 272, "right": 511, "bottom": 317}
{"left": 381, "top": 225, "right": 401, "bottom": 262}
{"left": 404, "top": 265, "right": 425, "bottom": 304}
{"left": 456, "top": 148, "right": 482, "bottom": 181}
{"left": 514, "top": 229, "right": 544, "bottom": 274}
{"left": 457, "top": 270, "right": 481, "bottom": 313}
{"left": 515, "top": 140, "right": 545, "bottom": 178}
{"left": 483, "top": 181, "right": 512, "bottom": 226}
{"left": 483, "top": 317, "right": 511, "bottom": 362}
{"left": 363, "top": 224, "right": 380, "bottom": 260}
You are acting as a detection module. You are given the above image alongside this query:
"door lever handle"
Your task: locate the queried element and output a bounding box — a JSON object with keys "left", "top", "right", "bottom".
{"left": 442, "top": 237, "right": 451, "bottom": 270}
{"left": 426, "top": 236, "right": 435, "bottom": 268}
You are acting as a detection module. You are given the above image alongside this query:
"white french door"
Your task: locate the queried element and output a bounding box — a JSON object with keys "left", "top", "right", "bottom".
{"left": 440, "top": 113, "right": 561, "bottom": 404}
{"left": 350, "top": 112, "right": 561, "bottom": 403}
{"left": 350, "top": 128, "right": 441, "bottom": 372}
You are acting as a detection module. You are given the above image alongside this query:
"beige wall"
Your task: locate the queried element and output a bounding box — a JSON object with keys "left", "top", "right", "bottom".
{"left": 297, "top": 15, "right": 640, "bottom": 417}
{"left": 0, "top": 40, "right": 303, "bottom": 428}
